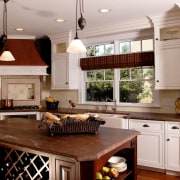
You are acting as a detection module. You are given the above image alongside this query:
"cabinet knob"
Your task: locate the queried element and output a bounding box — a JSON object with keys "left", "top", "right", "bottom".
{"left": 156, "top": 80, "right": 159, "bottom": 82}
{"left": 65, "top": 82, "right": 69, "bottom": 85}
{"left": 166, "top": 138, "right": 170, "bottom": 141}
{"left": 156, "top": 38, "right": 159, "bottom": 41}
{"left": 171, "top": 126, "right": 179, "bottom": 129}
{"left": 143, "top": 124, "right": 150, "bottom": 127}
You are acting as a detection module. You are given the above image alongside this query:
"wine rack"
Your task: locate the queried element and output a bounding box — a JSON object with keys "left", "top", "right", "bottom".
{"left": 0, "top": 147, "right": 49, "bottom": 180}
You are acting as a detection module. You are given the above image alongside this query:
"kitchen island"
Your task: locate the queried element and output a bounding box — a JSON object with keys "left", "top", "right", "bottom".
{"left": 0, "top": 118, "right": 139, "bottom": 180}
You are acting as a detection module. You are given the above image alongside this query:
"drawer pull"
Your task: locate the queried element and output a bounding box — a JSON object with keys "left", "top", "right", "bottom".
{"left": 171, "top": 126, "right": 179, "bottom": 129}
{"left": 166, "top": 138, "right": 170, "bottom": 141}
{"left": 143, "top": 124, "right": 150, "bottom": 127}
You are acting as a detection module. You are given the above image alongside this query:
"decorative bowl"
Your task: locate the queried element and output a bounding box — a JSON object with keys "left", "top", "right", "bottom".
{"left": 108, "top": 156, "right": 127, "bottom": 172}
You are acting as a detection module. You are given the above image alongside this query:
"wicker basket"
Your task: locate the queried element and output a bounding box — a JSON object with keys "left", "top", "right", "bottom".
{"left": 39, "top": 113, "right": 105, "bottom": 136}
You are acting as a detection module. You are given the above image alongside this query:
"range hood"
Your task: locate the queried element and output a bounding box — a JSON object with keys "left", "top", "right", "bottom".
{"left": 0, "top": 39, "right": 48, "bottom": 75}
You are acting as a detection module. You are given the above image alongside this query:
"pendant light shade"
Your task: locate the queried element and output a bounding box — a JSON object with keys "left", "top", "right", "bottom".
{"left": 0, "top": 50, "right": 15, "bottom": 61}
{"left": 67, "top": 32, "right": 87, "bottom": 53}
{"left": 67, "top": 39, "right": 87, "bottom": 53}
{"left": 67, "top": 0, "right": 87, "bottom": 53}
{"left": 0, "top": 0, "right": 15, "bottom": 61}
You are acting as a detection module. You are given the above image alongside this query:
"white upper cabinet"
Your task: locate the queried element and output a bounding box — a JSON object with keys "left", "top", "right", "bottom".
{"left": 150, "top": 11, "right": 180, "bottom": 89}
{"left": 50, "top": 32, "right": 82, "bottom": 90}
{"left": 155, "top": 41, "right": 180, "bottom": 89}
{"left": 51, "top": 53, "right": 80, "bottom": 90}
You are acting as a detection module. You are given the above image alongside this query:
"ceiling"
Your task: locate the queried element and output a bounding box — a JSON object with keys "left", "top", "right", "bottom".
{"left": 0, "top": 0, "right": 180, "bottom": 38}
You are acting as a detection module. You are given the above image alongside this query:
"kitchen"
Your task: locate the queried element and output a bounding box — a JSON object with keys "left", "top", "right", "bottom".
{"left": 0, "top": 0, "right": 180, "bottom": 179}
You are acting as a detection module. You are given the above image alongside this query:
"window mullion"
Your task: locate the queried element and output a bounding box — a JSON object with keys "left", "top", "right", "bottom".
{"left": 114, "top": 68, "right": 119, "bottom": 102}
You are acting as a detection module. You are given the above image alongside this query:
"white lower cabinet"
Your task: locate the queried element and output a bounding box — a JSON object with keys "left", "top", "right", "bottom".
{"left": 129, "top": 119, "right": 164, "bottom": 169}
{"left": 165, "top": 121, "right": 180, "bottom": 172}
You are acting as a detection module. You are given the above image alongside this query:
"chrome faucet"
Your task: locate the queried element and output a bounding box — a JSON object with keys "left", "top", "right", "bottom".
{"left": 105, "top": 98, "right": 117, "bottom": 112}
{"left": 112, "top": 99, "right": 117, "bottom": 112}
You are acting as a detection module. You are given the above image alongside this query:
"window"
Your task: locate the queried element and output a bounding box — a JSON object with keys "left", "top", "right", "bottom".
{"left": 120, "top": 39, "right": 153, "bottom": 53}
{"left": 82, "top": 38, "right": 157, "bottom": 106}
{"left": 84, "top": 67, "right": 155, "bottom": 104}
{"left": 85, "top": 69, "right": 114, "bottom": 102}
{"left": 86, "top": 43, "right": 114, "bottom": 57}
{"left": 119, "top": 67, "right": 154, "bottom": 103}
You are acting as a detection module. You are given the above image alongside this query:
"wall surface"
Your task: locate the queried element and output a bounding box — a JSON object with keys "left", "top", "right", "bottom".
{"left": 42, "top": 11, "right": 180, "bottom": 114}
{"left": 0, "top": 75, "right": 178, "bottom": 114}
{"left": 47, "top": 75, "right": 180, "bottom": 114}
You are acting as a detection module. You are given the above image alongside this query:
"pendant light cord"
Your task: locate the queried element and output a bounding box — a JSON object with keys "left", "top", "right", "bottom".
{"left": 66, "top": 0, "right": 87, "bottom": 53}
{"left": 79, "top": 0, "right": 84, "bottom": 14}
{"left": 3, "top": 0, "right": 8, "bottom": 36}
{"left": 75, "top": 0, "right": 78, "bottom": 39}
{"left": 82, "top": 0, "right": 84, "bottom": 12}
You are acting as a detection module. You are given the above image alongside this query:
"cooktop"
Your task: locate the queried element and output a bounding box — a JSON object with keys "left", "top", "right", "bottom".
{"left": 0, "top": 106, "right": 40, "bottom": 110}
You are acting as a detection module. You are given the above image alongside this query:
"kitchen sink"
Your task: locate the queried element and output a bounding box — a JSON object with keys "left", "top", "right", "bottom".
{"left": 86, "top": 112, "right": 128, "bottom": 129}
{"left": 86, "top": 113, "right": 126, "bottom": 118}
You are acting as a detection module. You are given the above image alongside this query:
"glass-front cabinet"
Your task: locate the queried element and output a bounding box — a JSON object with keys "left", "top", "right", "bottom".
{"left": 159, "top": 26, "right": 180, "bottom": 41}
{"left": 151, "top": 11, "right": 180, "bottom": 89}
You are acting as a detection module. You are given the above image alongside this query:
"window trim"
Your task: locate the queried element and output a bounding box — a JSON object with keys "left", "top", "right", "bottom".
{"left": 80, "top": 37, "right": 160, "bottom": 107}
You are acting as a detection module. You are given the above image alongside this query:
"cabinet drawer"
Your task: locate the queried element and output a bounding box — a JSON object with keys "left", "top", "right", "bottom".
{"left": 166, "top": 121, "right": 180, "bottom": 134}
{"left": 129, "top": 119, "right": 164, "bottom": 132}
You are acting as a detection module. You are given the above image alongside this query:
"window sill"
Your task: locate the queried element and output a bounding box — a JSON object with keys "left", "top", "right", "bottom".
{"left": 81, "top": 101, "right": 161, "bottom": 108}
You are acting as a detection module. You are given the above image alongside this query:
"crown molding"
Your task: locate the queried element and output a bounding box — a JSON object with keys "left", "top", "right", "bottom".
{"left": 149, "top": 10, "right": 180, "bottom": 27}
{"left": 49, "top": 17, "right": 153, "bottom": 43}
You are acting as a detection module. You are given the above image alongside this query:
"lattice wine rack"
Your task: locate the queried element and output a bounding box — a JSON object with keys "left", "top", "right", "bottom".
{"left": 0, "top": 147, "right": 49, "bottom": 180}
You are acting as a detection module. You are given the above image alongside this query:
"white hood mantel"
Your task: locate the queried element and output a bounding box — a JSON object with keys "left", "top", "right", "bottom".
{"left": 0, "top": 39, "right": 48, "bottom": 75}
{"left": 0, "top": 66, "right": 47, "bottom": 75}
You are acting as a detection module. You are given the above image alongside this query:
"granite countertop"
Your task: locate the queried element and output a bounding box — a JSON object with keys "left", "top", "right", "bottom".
{"left": 40, "top": 108, "right": 180, "bottom": 122}
{"left": 0, "top": 118, "right": 139, "bottom": 162}
{"left": 0, "top": 107, "right": 180, "bottom": 122}
{"left": 124, "top": 112, "right": 180, "bottom": 121}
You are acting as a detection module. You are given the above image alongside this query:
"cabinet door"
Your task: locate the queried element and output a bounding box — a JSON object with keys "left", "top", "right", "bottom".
{"left": 55, "top": 159, "right": 79, "bottom": 180}
{"left": 51, "top": 54, "right": 69, "bottom": 89}
{"left": 137, "top": 132, "right": 164, "bottom": 169}
{"left": 155, "top": 42, "right": 180, "bottom": 89}
{"left": 165, "top": 121, "right": 180, "bottom": 171}
{"left": 129, "top": 119, "right": 164, "bottom": 169}
{"left": 51, "top": 53, "right": 80, "bottom": 90}
{"left": 165, "top": 133, "right": 180, "bottom": 171}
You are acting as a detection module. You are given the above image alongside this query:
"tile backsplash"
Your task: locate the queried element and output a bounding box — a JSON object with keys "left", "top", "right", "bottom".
{"left": 1, "top": 76, "right": 41, "bottom": 106}
{"left": 8, "top": 84, "right": 35, "bottom": 100}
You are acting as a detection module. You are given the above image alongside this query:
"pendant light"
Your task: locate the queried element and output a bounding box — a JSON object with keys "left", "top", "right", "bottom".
{"left": 0, "top": 0, "right": 15, "bottom": 61}
{"left": 67, "top": 0, "right": 87, "bottom": 53}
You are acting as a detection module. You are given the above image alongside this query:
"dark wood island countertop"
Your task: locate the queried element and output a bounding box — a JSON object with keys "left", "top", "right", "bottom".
{"left": 0, "top": 118, "right": 139, "bottom": 179}
{"left": 0, "top": 118, "right": 138, "bottom": 161}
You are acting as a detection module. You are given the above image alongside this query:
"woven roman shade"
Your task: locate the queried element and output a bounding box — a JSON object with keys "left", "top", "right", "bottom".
{"left": 80, "top": 51, "right": 154, "bottom": 70}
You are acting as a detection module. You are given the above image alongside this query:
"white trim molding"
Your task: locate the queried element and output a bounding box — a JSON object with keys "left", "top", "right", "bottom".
{"left": 49, "top": 16, "right": 153, "bottom": 43}
{"left": 0, "top": 66, "right": 48, "bottom": 75}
